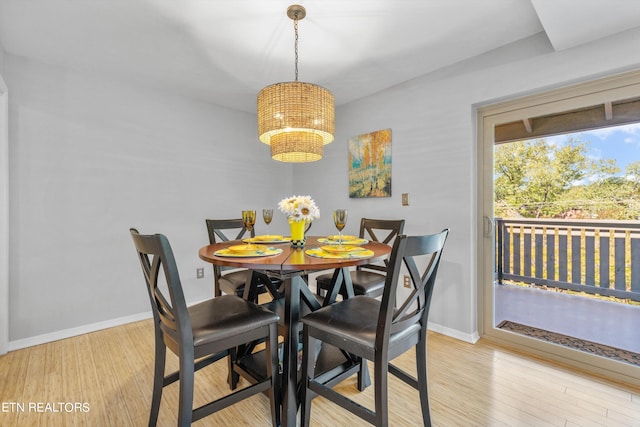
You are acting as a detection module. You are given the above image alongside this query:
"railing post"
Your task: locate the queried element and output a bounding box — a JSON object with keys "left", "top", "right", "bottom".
{"left": 546, "top": 227, "right": 555, "bottom": 282}
{"left": 534, "top": 228, "right": 544, "bottom": 280}
{"left": 615, "top": 233, "right": 626, "bottom": 291}
{"left": 523, "top": 226, "right": 532, "bottom": 277}
{"left": 585, "top": 229, "right": 595, "bottom": 286}
{"left": 571, "top": 231, "right": 581, "bottom": 286}
{"left": 632, "top": 232, "right": 640, "bottom": 293}
{"left": 600, "top": 231, "right": 611, "bottom": 288}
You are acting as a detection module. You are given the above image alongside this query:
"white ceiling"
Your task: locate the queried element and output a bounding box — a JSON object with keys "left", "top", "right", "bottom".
{"left": 0, "top": 0, "right": 639, "bottom": 113}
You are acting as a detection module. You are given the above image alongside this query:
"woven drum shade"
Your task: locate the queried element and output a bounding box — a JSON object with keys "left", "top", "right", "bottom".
{"left": 258, "top": 81, "right": 335, "bottom": 163}
{"left": 271, "top": 131, "right": 323, "bottom": 162}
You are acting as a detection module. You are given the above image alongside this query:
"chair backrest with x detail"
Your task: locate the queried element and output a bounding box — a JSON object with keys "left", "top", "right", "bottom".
{"left": 130, "top": 228, "right": 192, "bottom": 352}
{"left": 206, "top": 218, "right": 255, "bottom": 244}
{"left": 358, "top": 218, "right": 405, "bottom": 273}
{"left": 377, "top": 229, "right": 449, "bottom": 350}
{"left": 205, "top": 218, "right": 256, "bottom": 276}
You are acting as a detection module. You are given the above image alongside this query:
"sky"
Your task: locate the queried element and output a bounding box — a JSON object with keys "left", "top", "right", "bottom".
{"left": 546, "top": 122, "right": 640, "bottom": 173}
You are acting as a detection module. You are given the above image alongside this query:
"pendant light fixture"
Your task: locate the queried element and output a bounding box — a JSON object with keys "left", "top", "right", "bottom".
{"left": 257, "top": 4, "right": 335, "bottom": 163}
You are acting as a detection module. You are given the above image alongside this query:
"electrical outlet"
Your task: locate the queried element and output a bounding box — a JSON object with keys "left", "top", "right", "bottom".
{"left": 402, "top": 193, "right": 409, "bottom": 206}
{"left": 196, "top": 267, "right": 204, "bottom": 279}
{"left": 403, "top": 275, "right": 411, "bottom": 288}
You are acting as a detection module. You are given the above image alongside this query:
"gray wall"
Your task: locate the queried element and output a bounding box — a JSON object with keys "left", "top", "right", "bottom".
{"left": 6, "top": 55, "right": 292, "bottom": 342}
{"left": 295, "top": 28, "right": 640, "bottom": 340}
{"left": 5, "top": 24, "right": 640, "bottom": 346}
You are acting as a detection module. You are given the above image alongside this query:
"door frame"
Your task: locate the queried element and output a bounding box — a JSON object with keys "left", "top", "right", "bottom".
{"left": 477, "top": 69, "right": 640, "bottom": 385}
{"left": 0, "top": 73, "right": 8, "bottom": 355}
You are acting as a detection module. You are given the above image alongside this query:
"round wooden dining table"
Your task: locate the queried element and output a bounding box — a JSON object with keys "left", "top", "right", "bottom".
{"left": 199, "top": 236, "right": 391, "bottom": 427}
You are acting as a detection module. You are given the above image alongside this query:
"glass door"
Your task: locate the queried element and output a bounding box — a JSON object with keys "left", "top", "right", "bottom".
{"left": 477, "top": 70, "right": 640, "bottom": 381}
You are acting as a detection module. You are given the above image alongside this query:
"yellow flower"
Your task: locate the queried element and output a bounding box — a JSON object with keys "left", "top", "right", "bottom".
{"left": 278, "top": 195, "right": 320, "bottom": 222}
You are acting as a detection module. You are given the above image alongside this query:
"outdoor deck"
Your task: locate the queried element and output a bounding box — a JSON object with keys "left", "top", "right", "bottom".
{"left": 495, "top": 283, "right": 640, "bottom": 354}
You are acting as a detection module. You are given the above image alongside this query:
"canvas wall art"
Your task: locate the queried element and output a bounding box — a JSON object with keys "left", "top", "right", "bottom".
{"left": 348, "top": 128, "right": 392, "bottom": 198}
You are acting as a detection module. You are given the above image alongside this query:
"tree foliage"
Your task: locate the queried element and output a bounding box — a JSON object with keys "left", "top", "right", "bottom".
{"left": 494, "top": 138, "right": 640, "bottom": 220}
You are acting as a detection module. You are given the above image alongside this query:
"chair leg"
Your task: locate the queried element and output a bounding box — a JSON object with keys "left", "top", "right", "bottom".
{"left": 300, "top": 328, "right": 316, "bottom": 427}
{"left": 416, "top": 339, "right": 432, "bottom": 426}
{"left": 149, "top": 339, "right": 166, "bottom": 427}
{"left": 373, "top": 355, "right": 389, "bottom": 427}
{"left": 177, "top": 351, "right": 195, "bottom": 427}
{"left": 213, "top": 267, "right": 222, "bottom": 297}
{"left": 357, "top": 357, "right": 371, "bottom": 391}
{"left": 265, "top": 323, "right": 280, "bottom": 427}
{"left": 227, "top": 347, "right": 239, "bottom": 390}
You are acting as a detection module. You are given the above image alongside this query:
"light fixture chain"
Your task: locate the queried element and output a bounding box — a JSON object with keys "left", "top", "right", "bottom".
{"left": 294, "top": 17, "right": 299, "bottom": 81}
{"left": 257, "top": 5, "right": 334, "bottom": 163}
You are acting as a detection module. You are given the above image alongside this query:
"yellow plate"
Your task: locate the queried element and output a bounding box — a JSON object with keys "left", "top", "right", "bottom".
{"left": 317, "top": 237, "right": 369, "bottom": 245}
{"left": 214, "top": 247, "right": 283, "bottom": 258}
{"left": 327, "top": 235, "right": 358, "bottom": 241}
{"left": 305, "top": 248, "right": 374, "bottom": 259}
{"left": 243, "top": 235, "right": 289, "bottom": 243}
{"left": 227, "top": 244, "right": 264, "bottom": 254}
{"left": 321, "top": 245, "right": 365, "bottom": 254}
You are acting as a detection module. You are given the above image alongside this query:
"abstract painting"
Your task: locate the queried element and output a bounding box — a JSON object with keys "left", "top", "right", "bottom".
{"left": 348, "top": 129, "right": 392, "bottom": 198}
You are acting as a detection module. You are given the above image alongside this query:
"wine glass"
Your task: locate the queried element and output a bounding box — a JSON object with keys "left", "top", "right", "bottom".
{"left": 242, "top": 210, "right": 256, "bottom": 233}
{"left": 263, "top": 209, "right": 273, "bottom": 227}
{"left": 333, "top": 209, "right": 348, "bottom": 245}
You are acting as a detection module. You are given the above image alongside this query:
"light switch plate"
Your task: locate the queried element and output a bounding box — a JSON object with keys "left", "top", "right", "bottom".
{"left": 402, "top": 193, "right": 409, "bottom": 206}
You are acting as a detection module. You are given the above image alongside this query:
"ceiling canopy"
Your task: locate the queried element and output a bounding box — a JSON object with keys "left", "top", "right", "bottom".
{"left": 0, "top": 1, "right": 639, "bottom": 113}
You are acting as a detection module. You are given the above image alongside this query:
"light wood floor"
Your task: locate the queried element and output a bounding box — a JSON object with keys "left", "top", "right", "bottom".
{"left": 1, "top": 320, "right": 640, "bottom": 426}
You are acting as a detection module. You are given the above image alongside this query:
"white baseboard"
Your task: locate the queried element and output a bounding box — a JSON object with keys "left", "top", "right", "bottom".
{"left": 6, "top": 309, "right": 480, "bottom": 352}
{"left": 428, "top": 321, "right": 480, "bottom": 344}
{"left": 8, "top": 311, "right": 152, "bottom": 352}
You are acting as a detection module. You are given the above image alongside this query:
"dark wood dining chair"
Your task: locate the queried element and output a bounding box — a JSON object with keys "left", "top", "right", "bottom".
{"left": 315, "top": 218, "right": 405, "bottom": 298}
{"left": 130, "top": 229, "right": 280, "bottom": 426}
{"left": 205, "top": 218, "right": 282, "bottom": 301}
{"left": 301, "top": 229, "right": 449, "bottom": 427}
